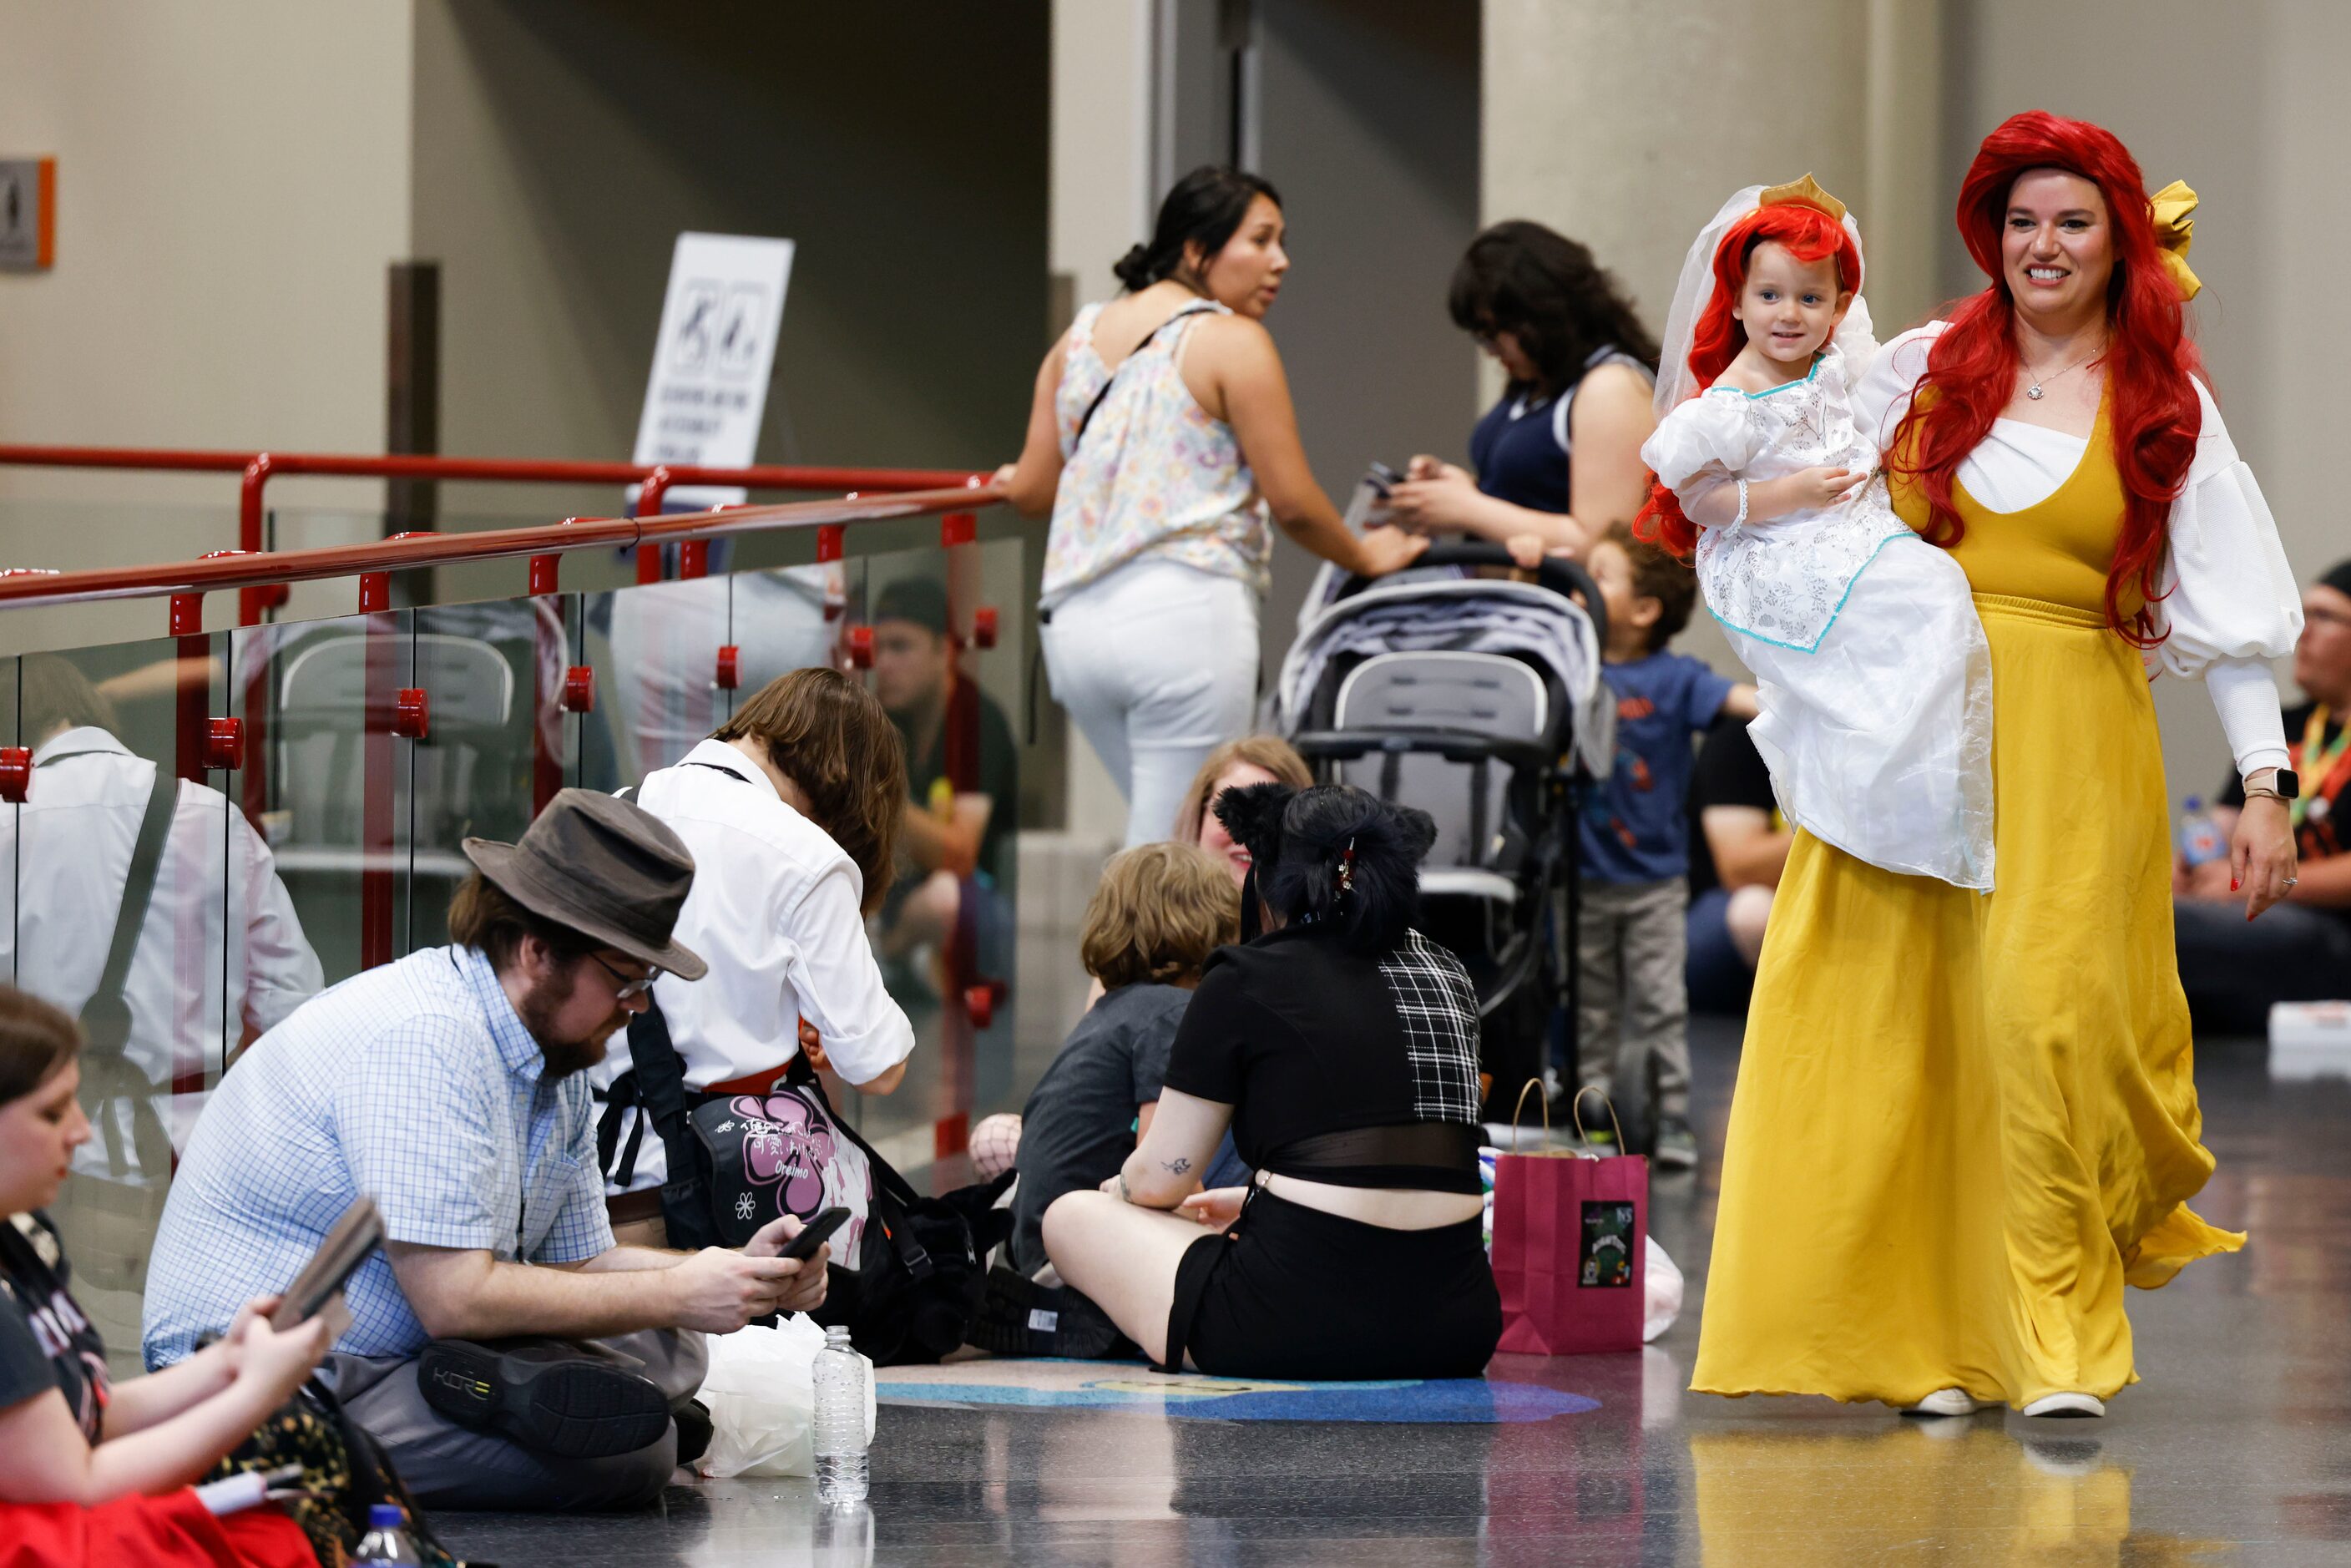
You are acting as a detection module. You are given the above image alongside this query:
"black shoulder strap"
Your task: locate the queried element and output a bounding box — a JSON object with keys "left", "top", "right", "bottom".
{"left": 79, "top": 764, "right": 177, "bottom": 1054}
{"left": 784, "top": 1053, "right": 922, "bottom": 1211}
{"left": 1071, "top": 301, "right": 1216, "bottom": 452}
{"left": 77, "top": 763, "right": 179, "bottom": 1178}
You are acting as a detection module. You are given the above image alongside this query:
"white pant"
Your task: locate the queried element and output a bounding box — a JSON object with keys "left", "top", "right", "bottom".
{"left": 1042, "top": 557, "right": 1260, "bottom": 848}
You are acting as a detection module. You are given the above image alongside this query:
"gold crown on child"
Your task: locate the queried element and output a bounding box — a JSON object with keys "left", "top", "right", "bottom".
{"left": 1757, "top": 174, "right": 1848, "bottom": 225}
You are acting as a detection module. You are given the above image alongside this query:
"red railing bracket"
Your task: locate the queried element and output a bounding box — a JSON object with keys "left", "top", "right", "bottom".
{"left": 816, "top": 524, "right": 844, "bottom": 564}
{"left": 715, "top": 645, "right": 741, "bottom": 690}
{"left": 562, "top": 665, "right": 596, "bottom": 713}
{"left": 941, "top": 511, "right": 976, "bottom": 548}
{"left": 972, "top": 606, "right": 999, "bottom": 650}
{"left": 0, "top": 747, "right": 29, "bottom": 803}
{"left": 393, "top": 687, "right": 430, "bottom": 740}
{"left": 846, "top": 625, "right": 873, "bottom": 670}
{"left": 203, "top": 716, "right": 244, "bottom": 772}
{"left": 169, "top": 593, "right": 203, "bottom": 637}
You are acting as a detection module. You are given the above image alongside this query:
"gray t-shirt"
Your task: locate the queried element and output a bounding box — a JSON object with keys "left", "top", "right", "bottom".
{"left": 1010, "top": 983, "right": 1192, "bottom": 1274}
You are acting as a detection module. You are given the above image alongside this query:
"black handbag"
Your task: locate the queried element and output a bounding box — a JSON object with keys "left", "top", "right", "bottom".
{"left": 598, "top": 1001, "right": 849, "bottom": 1252}
{"left": 599, "top": 1005, "right": 1013, "bottom": 1363}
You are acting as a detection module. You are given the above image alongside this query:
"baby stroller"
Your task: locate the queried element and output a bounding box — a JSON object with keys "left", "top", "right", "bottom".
{"left": 1272, "top": 541, "right": 1615, "bottom": 1122}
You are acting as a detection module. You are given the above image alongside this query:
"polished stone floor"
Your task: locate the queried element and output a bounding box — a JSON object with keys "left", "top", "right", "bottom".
{"left": 436, "top": 1021, "right": 2351, "bottom": 1566}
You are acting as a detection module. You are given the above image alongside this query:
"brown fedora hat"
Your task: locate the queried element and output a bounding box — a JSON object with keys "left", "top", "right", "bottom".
{"left": 462, "top": 788, "right": 708, "bottom": 980}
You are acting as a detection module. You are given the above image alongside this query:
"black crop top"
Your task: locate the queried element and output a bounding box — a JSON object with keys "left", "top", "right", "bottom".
{"left": 1160, "top": 924, "right": 1486, "bottom": 1194}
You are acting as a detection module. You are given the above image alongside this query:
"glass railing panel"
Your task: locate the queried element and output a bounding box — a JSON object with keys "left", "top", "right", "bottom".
{"left": 4, "top": 635, "right": 255, "bottom": 1373}
{"left": 230, "top": 611, "right": 413, "bottom": 990}
{"left": 392, "top": 597, "right": 554, "bottom": 951}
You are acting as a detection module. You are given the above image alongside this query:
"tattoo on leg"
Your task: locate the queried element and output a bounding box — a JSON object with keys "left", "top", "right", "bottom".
{"left": 1162, "top": 1157, "right": 1192, "bottom": 1176}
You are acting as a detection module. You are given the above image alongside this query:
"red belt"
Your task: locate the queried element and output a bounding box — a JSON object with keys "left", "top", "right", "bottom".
{"left": 704, "top": 1061, "right": 798, "bottom": 1098}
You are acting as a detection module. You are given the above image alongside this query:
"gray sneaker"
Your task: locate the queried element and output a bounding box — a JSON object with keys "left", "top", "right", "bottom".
{"left": 1653, "top": 1115, "right": 1699, "bottom": 1171}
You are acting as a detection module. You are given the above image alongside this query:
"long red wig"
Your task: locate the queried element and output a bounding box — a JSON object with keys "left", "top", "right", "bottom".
{"left": 1888, "top": 110, "right": 2202, "bottom": 641}
{"left": 1635, "top": 204, "right": 1862, "bottom": 559}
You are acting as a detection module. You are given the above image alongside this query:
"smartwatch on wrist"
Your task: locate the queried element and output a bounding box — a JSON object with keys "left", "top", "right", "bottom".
{"left": 2243, "top": 767, "right": 2300, "bottom": 802}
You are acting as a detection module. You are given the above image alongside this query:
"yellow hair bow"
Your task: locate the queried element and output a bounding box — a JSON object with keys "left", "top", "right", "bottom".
{"left": 2149, "top": 180, "right": 2200, "bottom": 301}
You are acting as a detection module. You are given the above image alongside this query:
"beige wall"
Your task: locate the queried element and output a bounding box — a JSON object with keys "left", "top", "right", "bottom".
{"left": 0, "top": 1, "right": 414, "bottom": 648}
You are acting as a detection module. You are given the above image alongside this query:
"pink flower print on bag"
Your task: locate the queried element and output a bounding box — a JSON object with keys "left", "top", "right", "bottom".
{"left": 730, "top": 1088, "right": 838, "bottom": 1220}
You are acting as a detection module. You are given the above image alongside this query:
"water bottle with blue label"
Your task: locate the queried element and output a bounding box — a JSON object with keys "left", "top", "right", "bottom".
{"left": 2177, "top": 796, "right": 2227, "bottom": 868}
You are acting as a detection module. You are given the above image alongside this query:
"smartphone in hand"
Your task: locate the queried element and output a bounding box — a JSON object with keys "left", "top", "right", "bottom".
{"left": 777, "top": 1206, "right": 852, "bottom": 1263}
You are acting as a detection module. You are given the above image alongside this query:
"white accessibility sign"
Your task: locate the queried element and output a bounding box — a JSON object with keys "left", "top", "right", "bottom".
{"left": 632, "top": 231, "right": 795, "bottom": 512}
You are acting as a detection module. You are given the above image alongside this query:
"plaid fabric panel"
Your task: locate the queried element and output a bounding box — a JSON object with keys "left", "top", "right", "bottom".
{"left": 1378, "top": 930, "right": 1482, "bottom": 1122}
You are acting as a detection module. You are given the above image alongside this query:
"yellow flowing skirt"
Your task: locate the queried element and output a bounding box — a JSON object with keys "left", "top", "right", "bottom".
{"left": 1691, "top": 594, "right": 2242, "bottom": 1409}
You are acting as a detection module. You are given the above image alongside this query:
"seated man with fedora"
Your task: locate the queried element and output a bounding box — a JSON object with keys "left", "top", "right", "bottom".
{"left": 142, "top": 789, "right": 828, "bottom": 1511}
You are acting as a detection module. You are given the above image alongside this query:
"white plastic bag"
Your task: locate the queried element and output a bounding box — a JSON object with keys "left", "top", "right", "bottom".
{"left": 698, "top": 1316, "right": 876, "bottom": 1479}
{"left": 1643, "top": 1237, "right": 1684, "bottom": 1343}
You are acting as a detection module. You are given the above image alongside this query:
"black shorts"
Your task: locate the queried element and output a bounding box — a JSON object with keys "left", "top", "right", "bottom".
{"left": 1165, "top": 1188, "right": 1501, "bottom": 1381}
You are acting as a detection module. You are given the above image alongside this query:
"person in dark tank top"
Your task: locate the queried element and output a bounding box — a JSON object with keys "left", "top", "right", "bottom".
{"left": 1382, "top": 221, "right": 1661, "bottom": 559}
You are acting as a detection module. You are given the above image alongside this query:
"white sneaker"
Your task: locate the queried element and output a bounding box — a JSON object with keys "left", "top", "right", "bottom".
{"left": 2023, "top": 1392, "right": 2105, "bottom": 1419}
{"left": 1902, "top": 1388, "right": 1987, "bottom": 1417}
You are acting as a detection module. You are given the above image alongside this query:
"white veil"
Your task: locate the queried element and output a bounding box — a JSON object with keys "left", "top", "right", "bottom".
{"left": 1651, "top": 185, "right": 1876, "bottom": 419}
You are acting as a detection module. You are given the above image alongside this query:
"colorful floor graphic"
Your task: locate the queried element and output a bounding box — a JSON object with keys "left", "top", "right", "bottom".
{"left": 876, "top": 1360, "right": 1599, "bottom": 1424}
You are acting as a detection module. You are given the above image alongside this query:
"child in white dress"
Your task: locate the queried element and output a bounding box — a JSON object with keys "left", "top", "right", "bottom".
{"left": 1636, "top": 178, "right": 1995, "bottom": 890}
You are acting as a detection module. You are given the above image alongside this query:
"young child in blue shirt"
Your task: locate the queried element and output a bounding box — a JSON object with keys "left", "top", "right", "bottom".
{"left": 1524, "top": 518, "right": 1757, "bottom": 1168}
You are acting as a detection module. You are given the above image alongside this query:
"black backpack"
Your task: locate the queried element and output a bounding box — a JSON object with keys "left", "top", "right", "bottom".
{"left": 791, "top": 1055, "right": 1014, "bottom": 1366}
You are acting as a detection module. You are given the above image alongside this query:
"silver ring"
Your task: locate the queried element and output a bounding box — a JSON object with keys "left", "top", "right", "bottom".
{"left": 2283, "top": 877, "right": 2299, "bottom": 888}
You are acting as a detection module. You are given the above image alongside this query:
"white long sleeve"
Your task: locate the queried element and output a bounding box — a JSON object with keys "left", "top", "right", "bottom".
{"left": 2147, "top": 381, "right": 2303, "bottom": 679}
{"left": 2204, "top": 657, "right": 2291, "bottom": 776}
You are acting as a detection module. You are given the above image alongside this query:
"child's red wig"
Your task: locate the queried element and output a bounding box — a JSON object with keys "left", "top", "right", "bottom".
{"left": 1888, "top": 110, "right": 2202, "bottom": 642}
{"left": 1635, "top": 204, "right": 1862, "bottom": 559}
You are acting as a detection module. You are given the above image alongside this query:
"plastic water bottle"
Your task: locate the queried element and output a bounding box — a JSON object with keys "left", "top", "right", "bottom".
{"left": 812, "top": 1324, "right": 870, "bottom": 1508}
{"left": 352, "top": 1504, "right": 422, "bottom": 1565}
{"left": 2177, "top": 796, "right": 2227, "bottom": 867}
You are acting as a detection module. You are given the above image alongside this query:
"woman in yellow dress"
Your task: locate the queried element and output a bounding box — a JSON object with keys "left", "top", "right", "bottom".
{"left": 1692, "top": 111, "right": 2304, "bottom": 1417}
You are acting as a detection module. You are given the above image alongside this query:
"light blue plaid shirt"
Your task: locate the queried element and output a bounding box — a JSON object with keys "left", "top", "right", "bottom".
{"left": 141, "top": 945, "right": 614, "bottom": 1366}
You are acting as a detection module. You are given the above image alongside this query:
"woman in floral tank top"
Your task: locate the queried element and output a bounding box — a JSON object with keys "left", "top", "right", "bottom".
{"left": 999, "top": 166, "right": 1425, "bottom": 847}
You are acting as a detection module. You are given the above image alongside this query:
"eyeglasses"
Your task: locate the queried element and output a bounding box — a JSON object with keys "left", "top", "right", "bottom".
{"left": 589, "top": 953, "right": 662, "bottom": 1000}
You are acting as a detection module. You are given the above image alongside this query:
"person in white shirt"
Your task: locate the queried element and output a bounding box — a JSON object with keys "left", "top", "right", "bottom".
{"left": 0, "top": 656, "right": 321, "bottom": 1313}
{"left": 594, "top": 667, "right": 916, "bottom": 1262}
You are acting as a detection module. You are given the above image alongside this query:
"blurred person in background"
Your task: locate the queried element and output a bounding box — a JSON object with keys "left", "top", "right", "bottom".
{"left": 999, "top": 164, "right": 1425, "bottom": 849}
{"left": 1170, "top": 735, "right": 1314, "bottom": 885}
{"left": 867, "top": 575, "right": 1017, "bottom": 1002}
{"left": 0, "top": 655, "right": 320, "bottom": 1328}
{"left": 2173, "top": 558, "right": 2351, "bottom": 1029}
{"left": 1684, "top": 716, "right": 1790, "bottom": 1016}
{"left": 1381, "top": 221, "right": 1660, "bottom": 557}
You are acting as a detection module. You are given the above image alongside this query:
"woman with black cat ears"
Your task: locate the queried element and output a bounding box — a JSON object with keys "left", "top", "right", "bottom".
{"left": 1041, "top": 783, "right": 1502, "bottom": 1378}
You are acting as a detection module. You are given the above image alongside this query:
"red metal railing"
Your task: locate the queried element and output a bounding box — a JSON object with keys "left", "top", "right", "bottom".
{"left": 0, "top": 445, "right": 979, "bottom": 623}
{"left": 0, "top": 458, "right": 1007, "bottom": 1167}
